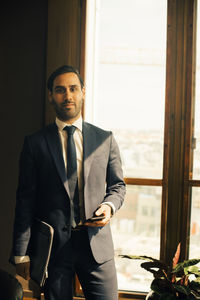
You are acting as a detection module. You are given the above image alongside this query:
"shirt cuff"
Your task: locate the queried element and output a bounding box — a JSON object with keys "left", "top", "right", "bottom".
{"left": 14, "top": 256, "right": 30, "bottom": 264}
{"left": 100, "top": 202, "right": 116, "bottom": 215}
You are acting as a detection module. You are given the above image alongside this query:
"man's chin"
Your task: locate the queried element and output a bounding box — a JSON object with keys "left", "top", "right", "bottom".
{"left": 57, "top": 112, "right": 79, "bottom": 122}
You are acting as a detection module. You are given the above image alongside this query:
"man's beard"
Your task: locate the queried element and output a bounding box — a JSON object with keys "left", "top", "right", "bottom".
{"left": 51, "top": 98, "right": 83, "bottom": 121}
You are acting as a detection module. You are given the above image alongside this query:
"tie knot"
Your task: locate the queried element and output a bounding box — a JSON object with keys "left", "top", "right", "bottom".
{"left": 64, "top": 125, "right": 76, "bottom": 136}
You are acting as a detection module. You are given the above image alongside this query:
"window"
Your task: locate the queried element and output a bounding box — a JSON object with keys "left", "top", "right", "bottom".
{"left": 85, "top": 0, "right": 167, "bottom": 293}
{"left": 189, "top": 0, "right": 200, "bottom": 259}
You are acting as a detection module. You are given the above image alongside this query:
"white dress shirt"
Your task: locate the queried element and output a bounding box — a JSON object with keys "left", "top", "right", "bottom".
{"left": 55, "top": 116, "right": 85, "bottom": 222}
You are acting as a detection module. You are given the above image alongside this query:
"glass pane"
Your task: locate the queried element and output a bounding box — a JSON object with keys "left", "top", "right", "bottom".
{"left": 111, "top": 185, "right": 162, "bottom": 292}
{"left": 85, "top": 0, "right": 167, "bottom": 178}
{"left": 189, "top": 188, "right": 200, "bottom": 258}
{"left": 193, "top": 0, "right": 200, "bottom": 179}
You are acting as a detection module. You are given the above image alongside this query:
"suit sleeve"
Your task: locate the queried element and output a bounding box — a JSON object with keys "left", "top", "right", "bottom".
{"left": 11, "top": 136, "right": 37, "bottom": 257}
{"left": 103, "top": 132, "right": 126, "bottom": 211}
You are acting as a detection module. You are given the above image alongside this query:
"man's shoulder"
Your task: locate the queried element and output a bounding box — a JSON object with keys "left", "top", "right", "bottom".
{"left": 83, "top": 121, "right": 111, "bottom": 136}
{"left": 24, "top": 123, "right": 56, "bottom": 143}
{"left": 27, "top": 123, "right": 56, "bottom": 137}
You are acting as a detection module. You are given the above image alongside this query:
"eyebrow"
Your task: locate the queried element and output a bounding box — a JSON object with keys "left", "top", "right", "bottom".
{"left": 54, "top": 84, "right": 79, "bottom": 89}
{"left": 54, "top": 85, "right": 65, "bottom": 89}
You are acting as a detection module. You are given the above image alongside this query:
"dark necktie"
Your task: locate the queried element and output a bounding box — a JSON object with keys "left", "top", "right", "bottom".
{"left": 64, "top": 126, "right": 80, "bottom": 227}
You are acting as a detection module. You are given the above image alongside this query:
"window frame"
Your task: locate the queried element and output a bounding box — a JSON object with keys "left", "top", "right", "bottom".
{"left": 84, "top": 0, "right": 197, "bottom": 298}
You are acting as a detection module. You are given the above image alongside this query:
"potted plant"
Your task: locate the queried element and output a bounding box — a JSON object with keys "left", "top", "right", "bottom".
{"left": 120, "top": 243, "right": 200, "bottom": 299}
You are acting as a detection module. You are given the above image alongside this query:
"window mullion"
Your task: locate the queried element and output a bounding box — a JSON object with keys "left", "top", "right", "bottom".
{"left": 161, "top": 0, "right": 197, "bottom": 265}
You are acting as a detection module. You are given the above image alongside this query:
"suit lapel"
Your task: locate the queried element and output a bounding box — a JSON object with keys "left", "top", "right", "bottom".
{"left": 45, "top": 123, "right": 70, "bottom": 196}
{"left": 45, "top": 122, "right": 98, "bottom": 197}
{"left": 82, "top": 122, "right": 96, "bottom": 184}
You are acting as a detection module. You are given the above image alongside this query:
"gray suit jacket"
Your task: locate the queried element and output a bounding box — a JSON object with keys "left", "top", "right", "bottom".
{"left": 12, "top": 121, "right": 126, "bottom": 264}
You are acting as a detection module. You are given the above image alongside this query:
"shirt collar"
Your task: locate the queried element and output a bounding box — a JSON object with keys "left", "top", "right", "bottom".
{"left": 55, "top": 116, "right": 82, "bottom": 132}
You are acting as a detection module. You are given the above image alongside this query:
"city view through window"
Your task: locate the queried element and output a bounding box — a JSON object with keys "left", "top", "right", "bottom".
{"left": 83, "top": 0, "right": 200, "bottom": 292}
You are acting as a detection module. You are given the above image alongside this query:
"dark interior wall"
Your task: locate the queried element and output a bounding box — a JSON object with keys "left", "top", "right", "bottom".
{"left": 0, "top": 0, "right": 48, "bottom": 274}
{"left": 45, "top": 0, "right": 85, "bottom": 124}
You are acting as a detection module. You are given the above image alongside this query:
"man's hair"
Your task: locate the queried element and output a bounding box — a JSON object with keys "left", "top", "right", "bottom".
{"left": 47, "top": 65, "right": 84, "bottom": 92}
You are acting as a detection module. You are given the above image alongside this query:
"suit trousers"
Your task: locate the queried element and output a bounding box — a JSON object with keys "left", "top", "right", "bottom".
{"left": 43, "top": 229, "right": 118, "bottom": 300}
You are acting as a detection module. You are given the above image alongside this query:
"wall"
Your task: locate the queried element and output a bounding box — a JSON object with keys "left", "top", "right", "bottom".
{"left": 45, "top": 0, "right": 86, "bottom": 124}
{"left": 0, "top": 0, "right": 48, "bottom": 274}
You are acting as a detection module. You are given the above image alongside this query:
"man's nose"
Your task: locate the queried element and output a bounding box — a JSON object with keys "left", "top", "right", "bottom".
{"left": 64, "top": 89, "right": 72, "bottom": 100}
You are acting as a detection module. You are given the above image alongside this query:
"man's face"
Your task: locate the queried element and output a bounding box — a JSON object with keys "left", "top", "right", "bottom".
{"left": 49, "top": 72, "right": 85, "bottom": 123}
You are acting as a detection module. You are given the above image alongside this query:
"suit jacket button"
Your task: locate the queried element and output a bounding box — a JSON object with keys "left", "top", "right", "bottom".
{"left": 62, "top": 225, "right": 69, "bottom": 232}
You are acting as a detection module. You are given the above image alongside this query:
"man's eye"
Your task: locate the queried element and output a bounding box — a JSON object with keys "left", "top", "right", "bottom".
{"left": 70, "top": 87, "right": 76, "bottom": 92}
{"left": 55, "top": 87, "right": 66, "bottom": 94}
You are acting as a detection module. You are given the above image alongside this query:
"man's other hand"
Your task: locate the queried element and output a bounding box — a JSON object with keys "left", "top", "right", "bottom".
{"left": 16, "top": 261, "right": 30, "bottom": 280}
{"left": 84, "top": 204, "right": 112, "bottom": 227}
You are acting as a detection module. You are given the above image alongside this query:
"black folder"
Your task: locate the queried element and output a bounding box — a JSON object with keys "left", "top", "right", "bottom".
{"left": 29, "top": 219, "right": 54, "bottom": 287}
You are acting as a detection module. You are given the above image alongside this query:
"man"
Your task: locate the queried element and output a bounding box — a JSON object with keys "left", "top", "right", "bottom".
{"left": 11, "top": 65, "right": 126, "bottom": 300}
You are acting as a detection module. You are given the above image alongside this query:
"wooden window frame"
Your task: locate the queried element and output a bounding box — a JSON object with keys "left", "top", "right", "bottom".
{"left": 161, "top": 0, "right": 197, "bottom": 264}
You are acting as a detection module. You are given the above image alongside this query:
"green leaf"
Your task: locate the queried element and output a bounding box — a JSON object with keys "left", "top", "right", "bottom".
{"left": 151, "top": 278, "right": 172, "bottom": 295}
{"left": 190, "top": 280, "right": 200, "bottom": 289}
{"left": 173, "top": 284, "right": 190, "bottom": 295}
{"left": 173, "top": 259, "right": 200, "bottom": 273}
{"left": 119, "top": 254, "right": 159, "bottom": 262}
{"left": 190, "top": 289, "right": 200, "bottom": 299}
{"left": 160, "top": 293, "right": 176, "bottom": 300}
{"left": 140, "top": 262, "right": 170, "bottom": 280}
{"left": 184, "top": 266, "right": 199, "bottom": 275}
{"left": 151, "top": 283, "right": 162, "bottom": 294}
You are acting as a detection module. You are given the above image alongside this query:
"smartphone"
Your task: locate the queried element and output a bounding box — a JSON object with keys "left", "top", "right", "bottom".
{"left": 85, "top": 214, "right": 105, "bottom": 222}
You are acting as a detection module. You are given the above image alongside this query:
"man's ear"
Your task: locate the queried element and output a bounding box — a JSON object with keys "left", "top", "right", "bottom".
{"left": 48, "top": 91, "right": 53, "bottom": 103}
{"left": 82, "top": 87, "right": 85, "bottom": 100}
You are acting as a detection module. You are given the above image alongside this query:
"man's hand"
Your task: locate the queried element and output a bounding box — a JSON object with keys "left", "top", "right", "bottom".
{"left": 84, "top": 204, "right": 112, "bottom": 227}
{"left": 16, "top": 261, "right": 31, "bottom": 280}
